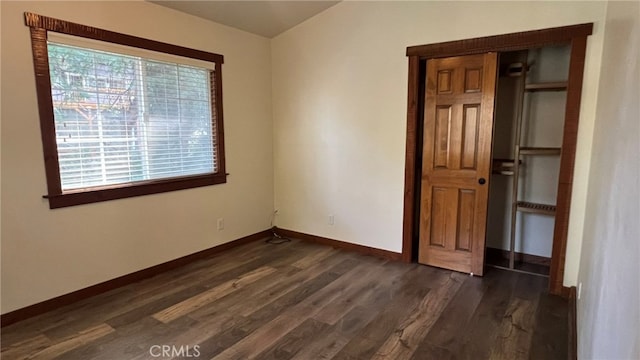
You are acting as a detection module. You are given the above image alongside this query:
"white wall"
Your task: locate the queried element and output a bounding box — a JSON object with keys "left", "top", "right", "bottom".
{"left": 0, "top": 1, "right": 274, "bottom": 313}
{"left": 272, "top": 1, "right": 605, "bottom": 286}
{"left": 577, "top": 1, "right": 640, "bottom": 358}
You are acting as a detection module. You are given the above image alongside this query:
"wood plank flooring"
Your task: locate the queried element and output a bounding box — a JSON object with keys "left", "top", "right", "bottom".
{"left": 1, "top": 238, "right": 568, "bottom": 360}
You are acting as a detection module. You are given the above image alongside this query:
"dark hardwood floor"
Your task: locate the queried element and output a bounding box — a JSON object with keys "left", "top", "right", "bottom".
{"left": 1, "top": 238, "right": 568, "bottom": 359}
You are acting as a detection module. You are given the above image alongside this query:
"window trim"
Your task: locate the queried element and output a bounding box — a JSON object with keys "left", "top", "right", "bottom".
{"left": 25, "top": 12, "right": 226, "bottom": 209}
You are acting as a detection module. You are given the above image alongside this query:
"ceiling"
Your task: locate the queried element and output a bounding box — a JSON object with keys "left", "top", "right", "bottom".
{"left": 148, "top": 1, "right": 340, "bottom": 38}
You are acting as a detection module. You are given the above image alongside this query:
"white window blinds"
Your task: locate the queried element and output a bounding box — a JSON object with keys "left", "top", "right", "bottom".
{"left": 47, "top": 42, "right": 216, "bottom": 191}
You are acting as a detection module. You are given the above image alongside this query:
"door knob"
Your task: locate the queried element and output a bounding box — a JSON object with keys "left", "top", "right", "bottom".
{"left": 478, "top": 178, "right": 486, "bottom": 185}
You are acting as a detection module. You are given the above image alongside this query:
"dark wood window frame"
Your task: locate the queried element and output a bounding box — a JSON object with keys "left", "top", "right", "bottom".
{"left": 402, "top": 23, "right": 593, "bottom": 296}
{"left": 25, "top": 12, "right": 226, "bottom": 209}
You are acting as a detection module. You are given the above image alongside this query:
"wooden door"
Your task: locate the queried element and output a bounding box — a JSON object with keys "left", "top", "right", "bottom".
{"left": 418, "top": 53, "right": 498, "bottom": 276}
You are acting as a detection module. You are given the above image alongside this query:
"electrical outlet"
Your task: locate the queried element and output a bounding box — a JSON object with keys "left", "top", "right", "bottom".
{"left": 328, "top": 214, "right": 334, "bottom": 225}
{"left": 217, "top": 218, "right": 224, "bottom": 231}
{"left": 578, "top": 282, "right": 582, "bottom": 300}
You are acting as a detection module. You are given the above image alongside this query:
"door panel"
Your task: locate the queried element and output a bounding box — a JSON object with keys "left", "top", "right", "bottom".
{"left": 434, "top": 106, "right": 452, "bottom": 168}
{"left": 456, "top": 189, "right": 475, "bottom": 251}
{"left": 429, "top": 187, "right": 448, "bottom": 248}
{"left": 418, "top": 53, "right": 497, "bottom": 275}
{"left": 461, "top": 105, "right": 480, "bottom": 169}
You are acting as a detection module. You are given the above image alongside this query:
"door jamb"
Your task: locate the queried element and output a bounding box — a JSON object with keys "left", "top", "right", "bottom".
{"left": 401, "top": 23, "right": 593, "bottom": 296}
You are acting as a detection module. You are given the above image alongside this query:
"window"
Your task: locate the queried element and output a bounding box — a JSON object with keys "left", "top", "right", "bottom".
{"left": 25, "top": 12, "right": 226, "bottom": 208}
{"left": 50, "top": 44, "right": 216, "bottom": 190}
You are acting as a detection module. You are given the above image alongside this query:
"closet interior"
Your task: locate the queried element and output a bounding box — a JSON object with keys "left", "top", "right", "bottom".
{"left": 486, "top": 45, "right": 571, "bottom": 277}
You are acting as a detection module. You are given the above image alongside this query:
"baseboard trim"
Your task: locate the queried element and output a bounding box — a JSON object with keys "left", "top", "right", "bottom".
{"left": 1, "top": 229, "right": 271, "bottom": 327}
{"left": 486, "top": 247, "right": 551, "bottom": 266}
{"left": 275, "top": 227, "right": 402, "bottom": 261}
{"left": 568, "top": 285, "right": 577, "bottom": 360}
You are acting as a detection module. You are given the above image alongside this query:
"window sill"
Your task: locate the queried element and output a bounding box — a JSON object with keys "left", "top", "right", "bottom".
{"left": 44, "top": 173, "right": 227, "bottom": 209}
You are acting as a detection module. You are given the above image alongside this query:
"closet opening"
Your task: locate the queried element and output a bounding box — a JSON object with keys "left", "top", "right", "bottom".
{"left": 485, "top": 45, "right": 571, "bottom": 277}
